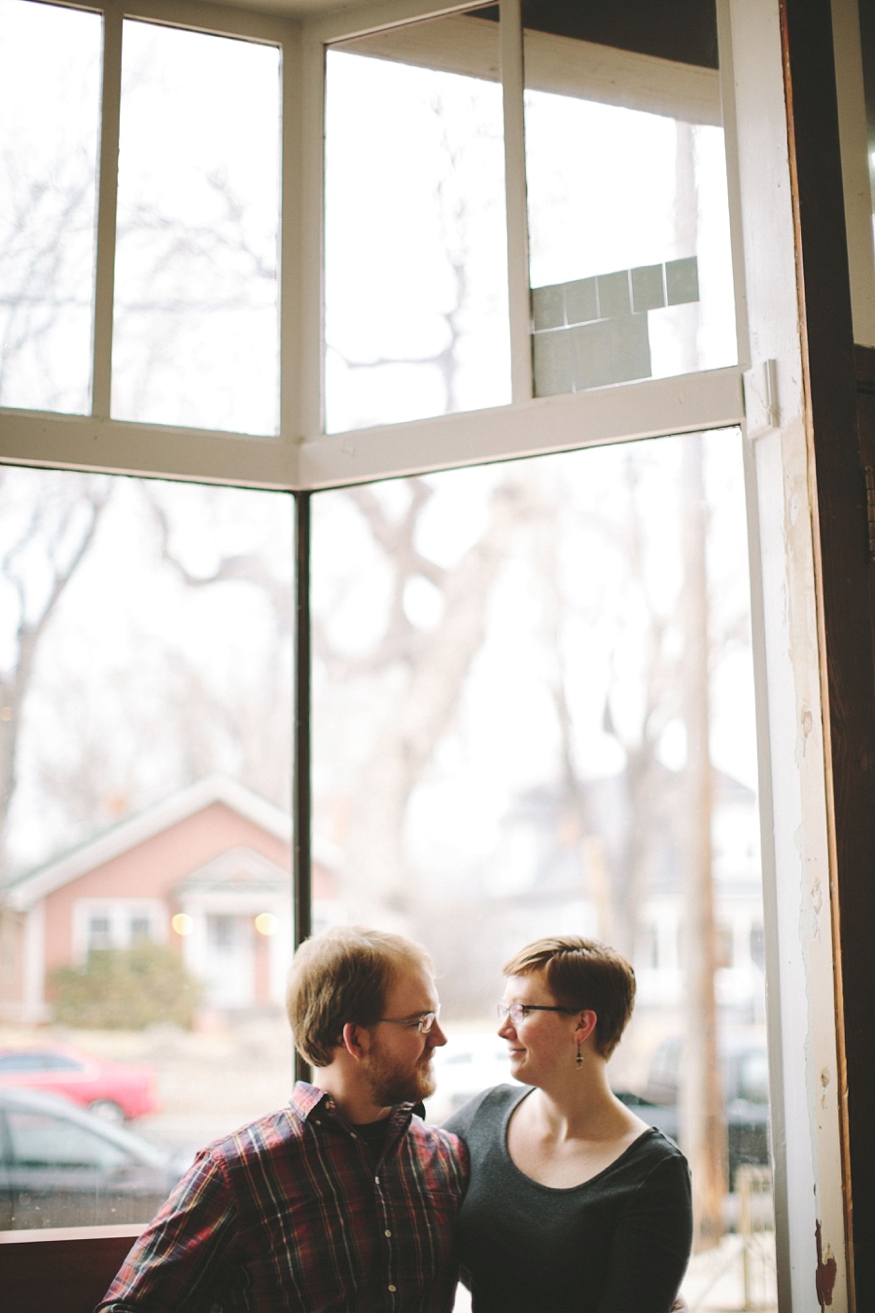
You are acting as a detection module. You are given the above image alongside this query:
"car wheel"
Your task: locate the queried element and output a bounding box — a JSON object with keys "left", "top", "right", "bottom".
{"left": 88, "top": 1098, "right": 126, "bottom": 1124}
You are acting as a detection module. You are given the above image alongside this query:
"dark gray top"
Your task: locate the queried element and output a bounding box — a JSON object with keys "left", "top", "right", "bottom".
{"left": 445, "top": 1084, "right": 692, "bottom": 1313}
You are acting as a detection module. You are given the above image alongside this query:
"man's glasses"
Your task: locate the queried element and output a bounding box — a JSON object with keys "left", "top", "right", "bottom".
{"left": 377, "top": 1007, "right": 441, "bottom": 1034}
{"left": 497, "top": 1003, "right": 574, "bottom": 1025}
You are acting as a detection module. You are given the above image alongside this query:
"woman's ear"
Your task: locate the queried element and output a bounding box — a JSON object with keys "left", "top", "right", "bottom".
{"left": 574, "top": 1010, "right": 598, "bottom": 1046}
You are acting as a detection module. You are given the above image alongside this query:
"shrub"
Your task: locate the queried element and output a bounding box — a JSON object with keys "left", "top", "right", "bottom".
{"left": 50, "top": 942, "right": 203, "bottom": 1029}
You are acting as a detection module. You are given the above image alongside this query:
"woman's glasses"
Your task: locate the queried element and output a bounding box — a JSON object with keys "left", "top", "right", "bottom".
{"left": 497, "top": 1003, "right": 574, "bottom": 1025}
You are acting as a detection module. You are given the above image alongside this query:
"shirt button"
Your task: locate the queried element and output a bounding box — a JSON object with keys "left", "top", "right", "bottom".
{"left": 375, "top": 1176, "right": 380, "bottom": 1184}
{"left": 350, "top": 1132, "right": 357, "bottom": 1139}
{"left": 385, "top": 1229, "right": 392, "bottom": 1237}
{"left": 388, "top": 1285, "right": 396, "bottom": 1293}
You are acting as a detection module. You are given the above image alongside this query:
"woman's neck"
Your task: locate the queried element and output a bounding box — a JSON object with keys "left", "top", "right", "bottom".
{"left": 525, "top": 1058, "right": 640, "bottom": 1143}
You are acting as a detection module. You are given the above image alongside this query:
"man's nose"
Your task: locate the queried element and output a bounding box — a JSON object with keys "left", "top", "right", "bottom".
{"left": 427, "top": 1020, "right": 448, "bottom": 1048}
{"left": 497, "top": 1016, "right": 515, "bottom": 1039}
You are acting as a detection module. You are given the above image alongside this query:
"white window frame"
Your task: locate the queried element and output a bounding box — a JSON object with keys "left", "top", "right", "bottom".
{"left": 0, "top": 0, "right": 865, "bottom": 1307}
{"left": 0, "top": 0, "right": 746, "bottom": 489}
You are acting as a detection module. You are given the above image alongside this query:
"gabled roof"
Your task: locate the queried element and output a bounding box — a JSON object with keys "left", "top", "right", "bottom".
{"left": 4, "top": 776, "right": 293, "bottom": 912}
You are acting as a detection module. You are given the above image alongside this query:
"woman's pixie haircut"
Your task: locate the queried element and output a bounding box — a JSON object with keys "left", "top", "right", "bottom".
{"left": 503, "top": 935, "right": 636, "bottom": 1059}
{"left": 286, "top": 925, "right": 433, "bottom": 1067}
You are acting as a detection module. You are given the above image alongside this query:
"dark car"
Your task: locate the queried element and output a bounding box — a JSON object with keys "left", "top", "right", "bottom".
{"left": 616, "top": 1035, "right": 771, "bottom": 1188}
{"left": 0, "top": 1086, "right": 189, "bottom": 1230}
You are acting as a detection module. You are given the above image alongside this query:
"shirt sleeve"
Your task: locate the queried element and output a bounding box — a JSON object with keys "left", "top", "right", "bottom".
{"left": 594, "top": 1152, "right": 694, "bottom": 1313}
{"left": 96, "top": 1150, "right": 241, "bottom": 1313}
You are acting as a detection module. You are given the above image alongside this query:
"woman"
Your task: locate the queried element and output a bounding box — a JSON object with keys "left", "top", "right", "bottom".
{"left": 445, "top": 936, "right": 692, "bottom": 1312}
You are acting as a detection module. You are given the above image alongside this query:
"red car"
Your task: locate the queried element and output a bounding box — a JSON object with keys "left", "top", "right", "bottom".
{"left": 0, "top": 1043, "right": 158, "bottom": 1123}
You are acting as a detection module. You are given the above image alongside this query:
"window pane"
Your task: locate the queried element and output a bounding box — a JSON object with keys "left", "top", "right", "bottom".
{"left": 523, "top": 4, "right": 737, "bottom": 395}
{"left": 324, "top": 9, "right": 511, "bottom": 433}
{"left": 312, "top": 430, "right": 774, "bottom": 1306}
{"left": 112, "top": 22, "right": 281, "bottom": 434}
{"left": 0, "top": 0, "right": 100, "bottom": 413}
{"left": 0, "top": 466, "right": 293, "bottom": 1228}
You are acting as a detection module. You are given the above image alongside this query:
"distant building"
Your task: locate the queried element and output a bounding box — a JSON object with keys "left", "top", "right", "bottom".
{"left": 0, "top": 777, "right": 338, "bottom": 1024}
{"left": 480, "top": 766, "right": 765, "bottom": 1023}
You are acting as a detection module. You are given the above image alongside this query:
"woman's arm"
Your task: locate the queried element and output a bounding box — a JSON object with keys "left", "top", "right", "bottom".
{"left": 595, "top": 1153, "right": 693, "bottom": 1313}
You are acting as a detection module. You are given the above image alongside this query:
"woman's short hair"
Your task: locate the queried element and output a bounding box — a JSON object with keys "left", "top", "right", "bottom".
{"left": 503, "top": 936, "right": 635, "bottom": 1059}
{"left": 286, "top": 925, "right": 433, "bottom": 1067}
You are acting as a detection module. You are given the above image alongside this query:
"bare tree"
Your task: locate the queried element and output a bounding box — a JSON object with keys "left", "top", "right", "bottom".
{"left": 328, "top": 86, "right": 502, "bottom": 421}
{"left": 0, "top": 470, "right": 111, "bottom": 874}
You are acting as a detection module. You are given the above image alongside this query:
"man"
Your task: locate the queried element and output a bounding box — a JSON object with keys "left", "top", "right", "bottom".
{"left": 98, "top": 926, "right": 467, "bottom": 1312}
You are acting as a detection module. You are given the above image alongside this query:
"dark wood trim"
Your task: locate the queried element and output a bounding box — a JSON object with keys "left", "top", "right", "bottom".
{"left": 293, "top": 490, "right": 312, "bottom": 1086}
{"left": 0, "top": 1227, "right": 141, "bottom": 1313}
{"left": 781, "top": 3, "right": 875, "bottom": 1307}
{"left": 854, "top": 347, "right": 875, "bottom": 661}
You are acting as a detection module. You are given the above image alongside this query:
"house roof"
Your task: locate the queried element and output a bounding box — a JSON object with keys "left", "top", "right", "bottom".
{"left": 3, "top": 776, "right": 298, "bottom": 912}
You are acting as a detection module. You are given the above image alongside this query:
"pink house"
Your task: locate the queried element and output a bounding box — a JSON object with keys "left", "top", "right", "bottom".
{"left": 0, "top": 777, "right": 338, "bottom": 1024}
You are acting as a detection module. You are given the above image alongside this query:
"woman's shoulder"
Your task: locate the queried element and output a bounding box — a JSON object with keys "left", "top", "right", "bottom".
{"left": 618, "top": 1127, "right": 691, "bottom": 1196}
{"left": 443, "top": 1083, "right": 529, "bottom": 1141}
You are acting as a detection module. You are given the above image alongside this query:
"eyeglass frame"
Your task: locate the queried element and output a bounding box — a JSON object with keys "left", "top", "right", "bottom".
{"left": 376, "top": 1006, "right": 441, "bottom": 1034}
{"left": 497, "top": 1002, "right": 576, "bottom": 1025}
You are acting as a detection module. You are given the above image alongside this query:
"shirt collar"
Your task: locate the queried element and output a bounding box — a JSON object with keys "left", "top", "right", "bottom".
{"left": 290, "top": 1080, "right": 425, "bottom": 1125}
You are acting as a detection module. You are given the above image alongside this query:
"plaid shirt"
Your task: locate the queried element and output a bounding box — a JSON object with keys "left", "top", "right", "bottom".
{"left": 98, "top": 1082, "right": 468, "bottom": 1313}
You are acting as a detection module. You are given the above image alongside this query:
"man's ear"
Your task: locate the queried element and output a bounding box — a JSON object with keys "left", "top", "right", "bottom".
{"left": 342, "top": 1021, "right": 371, "bottom": 1060}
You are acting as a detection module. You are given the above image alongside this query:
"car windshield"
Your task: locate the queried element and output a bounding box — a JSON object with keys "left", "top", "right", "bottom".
{"left": 8, "top": 1111, "right": 133, "bottom": 1169}
{"left": 0, "top": 1054, "right": 53, "bottom": 1072}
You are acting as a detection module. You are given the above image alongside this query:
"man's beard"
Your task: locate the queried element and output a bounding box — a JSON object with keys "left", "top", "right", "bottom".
{"left": 363, "top": 1045, "right": 436, "bottom": 1106}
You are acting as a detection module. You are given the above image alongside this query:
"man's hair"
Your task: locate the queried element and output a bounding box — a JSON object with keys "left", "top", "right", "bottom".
{"left": 503, "top": 935, "right": 635, "bottom": 1059}
{"left": 286, "top": 925, "right": 433, "bottom": 1067}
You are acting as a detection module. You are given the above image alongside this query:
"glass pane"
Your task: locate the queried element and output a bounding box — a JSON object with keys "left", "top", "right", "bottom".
{"left": 312, "top": 431, "right": 775, "bottom": 1308}
{"left": 324, "top": 8, "right": 511, "bottom": 433}
{"left": 113, "top": 23, "right": 281, "bottom": 434}
{"left": 523, "top": 2, "right": 737, "bottom": 396}
{"left": 0, "top": 0, "right": 100, "bottom": 413}
{"left": 0, "top": 467, "right": 293, "bottom": 1228}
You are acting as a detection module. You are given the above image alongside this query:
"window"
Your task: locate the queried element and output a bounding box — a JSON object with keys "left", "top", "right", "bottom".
{"left": 0, "top": 463, "right": 294, "bottom": 1225}
{"left": 113, "top": 21, "right": 281, "bottom": 433}
{"left": 0, "top": 0, "right": 101, "bottom": 413}
{"left": 522, "top": 6, "right": 736, "bottom": 396}
{"left": 0, "top": 0, "right": 861, "bottom": 1303}
{"left": 325, "top": 9, "right": 510, "bottom": 431}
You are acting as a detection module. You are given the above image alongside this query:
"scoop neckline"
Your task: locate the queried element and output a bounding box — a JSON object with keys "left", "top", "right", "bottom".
{"left": 499, "top": 1084, "right": 660, "bottom": 1194}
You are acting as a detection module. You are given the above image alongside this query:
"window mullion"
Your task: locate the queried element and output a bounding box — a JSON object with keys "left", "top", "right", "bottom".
{"left": 300, "top": 25, "right": 326, "bottom": 440}
{"left": 91, "top": 2, "right": 122, "bottom": 421}
{"left": 499, "top": 0, "right": 532, "bottom": 404}
{"left": 293, "top": 489, "right": 312, "bottom": 1084}
{"left": 280, "top": 30, "right": 303, "bottom": 442}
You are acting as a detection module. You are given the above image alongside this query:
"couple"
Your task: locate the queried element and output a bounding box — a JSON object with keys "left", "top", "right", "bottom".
{"left": 99, "top": 926, "right": 692, "bottom": 1312}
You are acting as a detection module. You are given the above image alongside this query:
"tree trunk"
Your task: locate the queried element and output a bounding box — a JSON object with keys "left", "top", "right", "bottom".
{"left": 679, "top": 432, "right": 727, "bottom": 1250}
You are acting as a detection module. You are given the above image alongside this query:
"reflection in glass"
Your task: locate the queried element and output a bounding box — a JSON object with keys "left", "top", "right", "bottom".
{"left": 324, "top": 10, "right": 511, "bottom": 433}
{"left": 0, "top": 468, "right": 294, "bottom": 1226}
{"left": 0, "top": 0, "right": 100, "bottom": 413}
{"left": 523, "top": 11, "right": 736, "bottom": 395}
{"left": 312, "top": 432, "right": 774, "bottom": 1304}
{"left": 113, "top": 23, "right": 281, "bottom": 434}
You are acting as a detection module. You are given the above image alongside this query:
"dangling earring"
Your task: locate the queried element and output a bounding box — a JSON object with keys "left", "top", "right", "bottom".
{"left": 576, "top": 1041, "right": 583, "bottom": 1068}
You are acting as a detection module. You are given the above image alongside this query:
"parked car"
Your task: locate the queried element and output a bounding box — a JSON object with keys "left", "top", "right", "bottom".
{"left": 0, "top": 1086, "right": 190, "bottom": 1229}
{"left": 0, "top": 1043, "right": 158, "bottom": 1123}
{"left": 618, "top": 1034, "right": 771, "bottom": 1188}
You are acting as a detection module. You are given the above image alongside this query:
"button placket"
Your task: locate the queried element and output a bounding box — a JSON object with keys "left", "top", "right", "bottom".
{"left": 373, "top": 1167, "right": 398, "bottom": 1305}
